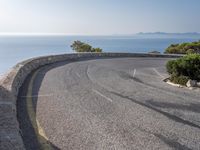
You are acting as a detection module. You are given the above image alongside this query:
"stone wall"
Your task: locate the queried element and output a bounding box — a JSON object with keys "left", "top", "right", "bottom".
{"left": 0, "top": 53, "right": 182, "bottom": 149}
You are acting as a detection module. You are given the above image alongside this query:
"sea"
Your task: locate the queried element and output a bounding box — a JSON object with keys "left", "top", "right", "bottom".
{"left": 0, "top": 35, "right": 199, "bottom": 75}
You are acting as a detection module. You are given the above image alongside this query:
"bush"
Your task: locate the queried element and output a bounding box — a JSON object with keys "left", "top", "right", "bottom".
{"left": 71, "top": 41, "right": 102, "bottom": 53}
{"left": 92, "top": 48, "right": 102, "bottom": 53}
{"left": 170, "top": 74, "right": 189, "bottom": 85}
{"left": 165, "top": 40, "right": 200, "bottom": 54}
{"left": 166, "top": 60, "right": 177, "bottom": 74}
{"left": 166, "top": 54, "right": 200, "bottom": 84}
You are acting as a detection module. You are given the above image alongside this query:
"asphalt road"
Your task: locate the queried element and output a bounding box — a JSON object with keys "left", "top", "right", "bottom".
{"left": 17, "top": 57, "right": 200, "bottom": 150}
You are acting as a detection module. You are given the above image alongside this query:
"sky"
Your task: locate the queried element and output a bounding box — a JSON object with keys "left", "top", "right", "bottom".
{"left": 0, "top": 0, "right": 200, "bottom": 35}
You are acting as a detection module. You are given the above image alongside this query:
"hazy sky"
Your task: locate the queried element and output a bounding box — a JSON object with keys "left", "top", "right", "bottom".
{"left": 0, "top": 0, "right": 200, "bottom": 35}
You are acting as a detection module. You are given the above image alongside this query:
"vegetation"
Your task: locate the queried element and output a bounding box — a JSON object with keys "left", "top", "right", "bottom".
{"left": 169, "top": 74, "right": 189, "bottom": 85}
{"left": 71, "top": 41, "right": 102, "bottom": 52}
{"left": 165, "top": 40, "right": 200, "bottom": 54}
{"left": 166, "top": 54, "right": 200, "bottom": 85}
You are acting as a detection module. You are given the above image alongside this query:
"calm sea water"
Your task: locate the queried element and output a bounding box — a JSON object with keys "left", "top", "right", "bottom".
{"left": 0, "top": 35, "right": 199, "bottom": 75}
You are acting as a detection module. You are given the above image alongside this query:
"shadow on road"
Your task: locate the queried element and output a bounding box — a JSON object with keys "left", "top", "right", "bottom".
{"left": 111, "top": 91, "right": 200, "bottom": 129}
{"left": 146, "top": 99, "right": 200, "bottom": 114}
{"left": 17, "top": 62, "right": 69, "bottom": 150}
{"left": 110, "top": 91, "right": 195, "bottom": 150}
{"left": 154, "top": 134, "right": 192, "bottom": 150}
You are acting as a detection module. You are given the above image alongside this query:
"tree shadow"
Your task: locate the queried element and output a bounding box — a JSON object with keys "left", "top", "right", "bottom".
{"left": 146, "top": 99, "right": 200, "bottom": 114}
{"left": 17, "top": 62, "right": 69, "bottom": 150}
{"left": 154, "top": 134, "right": 192, "bottom": 150}
{"left": 107, "top": 91, "right": 195, "bottom": 149}
{"left": 110, "top": 91, "right": 200, "bottom": 130}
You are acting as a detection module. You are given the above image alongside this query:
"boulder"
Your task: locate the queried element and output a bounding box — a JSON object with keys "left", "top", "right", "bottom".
{"left": 197, "top": 82, "right": 200, "bottom": 87}
{"left": 148, "top": 50, "right": 161, "bottom": 54}
{"left": 186, "top": 80, "right": 197, "bottom": 87}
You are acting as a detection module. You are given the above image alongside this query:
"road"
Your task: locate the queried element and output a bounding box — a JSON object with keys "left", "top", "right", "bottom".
{"left": 17, "top": 57, "right": 200, "bottom": 150}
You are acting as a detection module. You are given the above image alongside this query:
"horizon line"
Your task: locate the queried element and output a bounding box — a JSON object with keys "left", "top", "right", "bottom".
{"left": 0, "top": 32, "right": 139, "bottom": 36}
{"left": 0, "top": 32, "right": 200, "bottom": 36}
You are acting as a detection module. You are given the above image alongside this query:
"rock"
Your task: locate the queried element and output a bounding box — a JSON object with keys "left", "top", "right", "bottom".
{"left": 186, "top": 80, "right": 197, "bottom": 87}
{"left": 197, "top": 82, "right": 200, "bottom": 87}
{"left": 148, "top": 50, "right": 161, "bottom": 54}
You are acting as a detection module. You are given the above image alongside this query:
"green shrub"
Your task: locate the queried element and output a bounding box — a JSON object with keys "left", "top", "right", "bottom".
{"left": 166, "top": 60, "right": 177, "bottom": 74}
{"left": 165, "top": 40, "right": 200, "bottom": 54}
{"left": 166, "top": 54, "right": 200, "bottom": 84}
{"left": 186, "top": 49, "right": 196, "bottom": 54}
{"left": 92, "top": 48, "right": 103, "bottom": 53}
{"left": 170, "top": 74, "right": 189, "bottom": 85}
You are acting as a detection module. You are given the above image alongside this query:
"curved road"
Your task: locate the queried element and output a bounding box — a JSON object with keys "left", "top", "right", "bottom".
{"left": 17, "top": 57, "right": 200, "bottom": 150}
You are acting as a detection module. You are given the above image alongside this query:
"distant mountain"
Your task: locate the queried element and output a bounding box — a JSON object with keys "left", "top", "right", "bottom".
{"left": 137, "top": 32, "right": 200, "bottom": 35}
{"left": 136, "top": 32, "right": 200, "bottom": 39}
